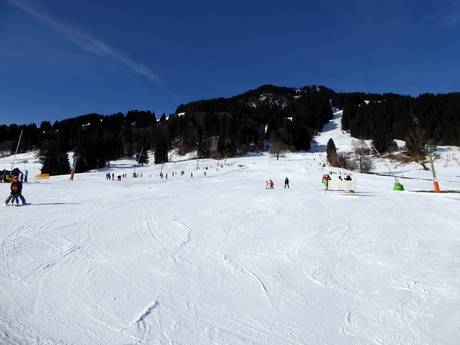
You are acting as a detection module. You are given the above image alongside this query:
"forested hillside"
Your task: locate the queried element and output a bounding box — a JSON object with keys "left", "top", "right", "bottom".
{"left": 339, "top": 92, "right": 460, "bottom": 152}
{"left": 0, "top": 85, "right": 333, "bottom": 174}
{"left": 1, "top": 85, "right": 460, "bottom": 174}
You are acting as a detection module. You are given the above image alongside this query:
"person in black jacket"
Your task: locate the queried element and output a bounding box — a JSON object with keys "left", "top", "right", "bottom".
{"left": 284, "top": 177, "right": 290, "bottom": 189}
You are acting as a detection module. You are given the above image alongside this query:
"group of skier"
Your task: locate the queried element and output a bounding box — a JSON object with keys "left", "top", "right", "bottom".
{"left": 106, "top": 172, "right": 128, "bottom": 181}
{"left": 265, "top": 177, "right": 290, "bottom": 189}
{"left": 0, "top": 168, "right": 28, "bottom": 183}
{"left": 107, "top": 162, "right": 223, "bottom": 181}
{"left": 322, "top": 173, "right": 352, "bottom": 191}
{"left": 104, "top": 167, "right": 213, "bottom": 182}
{"left": 5, "top": 164, "right": 354, "bottom": 207}
{"left": 4, "top": 170, "right": 28, "bottom": 206}
{"left": 264, "top": 174, "right": 353, "bottom": 192}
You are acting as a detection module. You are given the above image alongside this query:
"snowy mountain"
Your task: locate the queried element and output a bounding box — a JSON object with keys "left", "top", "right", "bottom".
{"left": 1, "top": 112, "right": 460, "bottom": 345}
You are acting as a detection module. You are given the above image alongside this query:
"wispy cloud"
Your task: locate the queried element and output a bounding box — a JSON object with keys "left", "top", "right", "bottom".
{"left": 4, "top": 0, "right": 163, "bottom": 84}
{"left": 440, "top": 13, "right": 460, "bottom": 28}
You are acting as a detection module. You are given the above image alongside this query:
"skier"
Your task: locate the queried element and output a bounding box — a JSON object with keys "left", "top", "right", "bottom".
{"left": 284, "top": 177, "right": 289, "bottom": 189}
{"left": 269, "top": 179, "right": 274, "bottom": 189}
{"left": 265, "top": 180, "right": 270, "bottom": 189}
{"left": 322, "top": 174, "right": 331, "bottom": 191}
{"left": 344, "top": 175, "right": 352, "bottom": 181}
{"left": 5, "top": 175, "right": 27, "bottom": 205}
{"left": 5, "top": 176, "right": 20, "bottom": 206}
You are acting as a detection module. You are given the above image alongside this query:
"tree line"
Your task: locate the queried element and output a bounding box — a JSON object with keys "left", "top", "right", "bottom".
{"left": 338, "top": 92, "right": 460, "bottom": 154}
{"left": 0, "top": 85, "right": 334, "bottom": 175}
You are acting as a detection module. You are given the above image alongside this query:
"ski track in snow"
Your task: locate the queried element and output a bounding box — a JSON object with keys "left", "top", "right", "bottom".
{"left": 222, "top": 254, "right": 277, "bottom": 310}
{"left": 1, "top": 111, "right": 460, "bottom": 344}
{"left": 131, "top": 300, "right": 159, "bottom": 332}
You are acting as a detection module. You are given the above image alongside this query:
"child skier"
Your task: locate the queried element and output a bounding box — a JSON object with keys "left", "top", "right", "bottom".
{"left": 5, "top": 175, "right": 25, "bottom": 205}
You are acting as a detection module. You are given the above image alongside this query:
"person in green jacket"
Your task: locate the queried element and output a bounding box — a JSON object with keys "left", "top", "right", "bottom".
{"left": 322, "top": 174, "right": 331, "bottom": 191}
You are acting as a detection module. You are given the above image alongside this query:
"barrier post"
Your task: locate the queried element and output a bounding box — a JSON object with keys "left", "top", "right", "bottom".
{"left": 428, "top": 146, "right": 440, "bottom": 193}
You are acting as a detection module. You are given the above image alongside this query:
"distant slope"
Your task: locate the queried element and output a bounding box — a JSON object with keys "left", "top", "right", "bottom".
{"left": 311, "top": 109, "right": 355, "bottom": 153}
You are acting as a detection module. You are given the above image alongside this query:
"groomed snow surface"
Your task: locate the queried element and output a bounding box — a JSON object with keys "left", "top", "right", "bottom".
{"left": 1, "top": 112, "right": 460, "bottom": 344}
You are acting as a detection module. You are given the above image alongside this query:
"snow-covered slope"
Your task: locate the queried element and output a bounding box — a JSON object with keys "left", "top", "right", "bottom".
{"left": 1, "top": 145, "right": 460, "bottom": 344}
{"left": 312, "top": 109, "right": 460, "bottom": 187}
{"left": 311, "top": 109, "right": 356, "bottom": 153}
{"left": 1, "top": 111, "right": 460, "bottom": 344}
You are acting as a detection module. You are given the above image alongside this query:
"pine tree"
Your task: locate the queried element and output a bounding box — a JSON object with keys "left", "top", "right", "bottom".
{"left": 372, "top": 131, "right": 395, "bottom": 154}
{"left": 154, "top": 129, "right": 169, "bottom": 164}
{"left": 40, "top": 138, "right": 70, "bottom": 176}
{"left": 197, "top": 127, "right": 211, "bottom": 158}
{"left": 136, "top": 149, "right": 149, "bottom": 165}
{"left": 326, "top": 138, "right": 339, "bottom": 167}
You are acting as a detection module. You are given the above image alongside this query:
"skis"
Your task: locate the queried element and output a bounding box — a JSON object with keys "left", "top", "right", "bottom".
{"left": 3, "top": 203, "right": 30, "bottom": 207}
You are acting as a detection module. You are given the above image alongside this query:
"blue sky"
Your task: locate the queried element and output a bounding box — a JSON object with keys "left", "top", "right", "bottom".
{"left": 1, "top": 0, "right": 460, "bottom": 124}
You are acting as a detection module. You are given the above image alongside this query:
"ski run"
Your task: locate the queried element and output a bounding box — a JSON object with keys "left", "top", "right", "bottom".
{"left": 1, "top": 111, "right": 460, "bottom": 345}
